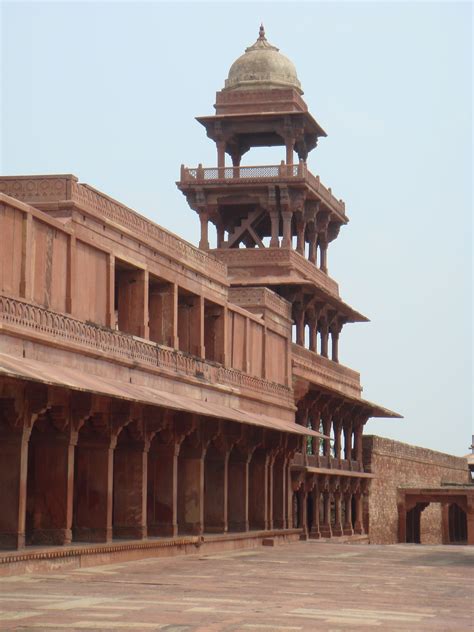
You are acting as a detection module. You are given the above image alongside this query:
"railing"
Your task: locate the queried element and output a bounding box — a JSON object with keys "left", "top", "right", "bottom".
{"left": 180, "top": 163, "right": 346, "bottom": 216}
{"left": 71, "top": 182, "right": 227, "bottom": 283}
{"left": 292, "top": 343, "right": 362, "bottom": 398}
{"left": 0, "top": 296, "right": 292, "bottom": 403}
{"left": 292, "top": 453, "right": 365, "bottom": 473}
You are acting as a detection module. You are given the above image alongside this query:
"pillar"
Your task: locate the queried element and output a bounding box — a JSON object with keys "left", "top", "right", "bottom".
{"left": 308, "top": 228, "right": 317, "bottom": 264}
{"left": 354, "top": 492, "right": 364, "bottom": 535}
{"left": 322, "top": 416, "right": 331, "bottom": 460}
{"left": 147, "top": 440, "right": 179, "bottom": 537}
{"left": 285, "top": 136, "right": 295, "bottom": 168}
{"left": 216, "top": 222, "right": 225, "bottom": 248}
{"left": 319, "top": 237, "right": 328, "bottom": 273}
{"left": 298, "top": 485, "right": 308, "bottom": 539}
{"left": 281, "top": 210, "right": 293, "bottom": 248}
{"left": 331, "top": 328, "right": 340, "bottom": 363}
{"left": 217, "top": 141, "right": 225, "bottom": 170}
{"left": 333, "top": 422, "right": 342, "bottom": 465}
{"left": 117, "top": 268, "right": 149, "bottom": 339}
{"left": 354, "top": 423, "right": 364, "bottom": 467}
{"left": 309, "top": 485, "right": 321, "bottom": 539}
{"left": 319, "top": 491, "right": 332, "bottom": 537}
{"left": 295, "top": 219, "right": 305, "bottom": 255}
{"left": 149, "top": 282, "right": 179, "bottom": 348}
{"left": 343, "top": 492, "right": 354, "bottom": 536}
{"left": 320, "top": 318, "right": 329, "bottom": 358}
{"left": 308, "top": 314, "right": 317, "bottom": 353}
{"left": 177, "top": 434, "right": 205, "bottom": 535}
{"left": 343, "top": 422, "right": 353, "bottom": 462}
{"left": 333, "top": 491, "right": 343, "bottom": 536}
{"left": 0, "top": 426, "right": 31, "bottom": 548}
{"left": 269, "top": 210, "right": 280, "bottom": 248}
{"left": 26, "top": 417, "right": 77, "bottom": 545}
{"left": 295, "top": 305, "right": 305, "bottom": 347}
{"left": 74, "top": 432, "right": 116, "bottom": 543}
{"left": 113, "top": 431, "right": 148, "bottom": 539}
{"left": 198, "top": 212, "right": 210, "bottom": 250}
{"left": 204, "top": 443, "right": 229, "bottom": 533}
{"left": 249, "top": 448, "right": 269, "bottom": 531}
{"left": 228, "top": 448, "right": 250, "bottom": 532}
{"left": 466, "top": 498, "right": 474, "bottom": 545}
{"left": 273, "top": 455, "right": 287, "bottom": 529}
{"left": 267, "top": 455, "right": 275, "bottom": 530}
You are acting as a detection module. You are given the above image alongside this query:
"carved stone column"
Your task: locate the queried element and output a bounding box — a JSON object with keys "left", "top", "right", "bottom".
{"left": 307, "top": 308, "right": 317, "bottom": 353}
{"left": 0, "top": 382, "right": 47, "bottom": 549}
{"left": 272, "top": 453, "right": 287, "bottom": 529}
{"left": 27, "top": 402, "right": 78, "bottom": 546}
{"left": 307, "top": 226, "right": 317, "bottom": 264}
{"left": 295, "top": 216, "right": 305, "bottom": 255}
{"left": 297, "top": 484, "right": 308, "bottom": 539}
{"left": 319, "top": 488, "right": 332, "bottom": 538}
{"left": 333, "top": 419, "right": 342, "bottom": 465}
{"left": 333, "top": 487, "right": 343, "bottom": 536}
{"left": 215, "top": 221, "right": 225, "bottom": 248}
{"left": 281, "top": 210, "right": 293, "bottom": 248}
{"left": 330, "top": 321, "right": 342, "bottom": 363}
{"left": 319, "top": 317, "right": 329, "bottom": 358}
{"left": 147, "top": 412, "right": 185, "bottom": 538}
{"left": 343, "top": 492, "right": 354, "bottom": 536}
{"left": 319, "top": 235, "right": 328, "bottom": 274}
{"left": 344, "top": 421, "right": 353, "bottom": 462}
{"left": 204, "top": 430, "right": 231, "bottom": 534}
{"left": 198, "top": 211, "right": 210, "bottom": 250}
{"left": 249, "top": 447, "right": 270, "bottom": 531}
{"left": 309, "top": 480, "right": 321, "bottom": 539}
{"left": 354, "top": 491, "right": 364, "bottom": 535}
{"left": 113, "top": 417, "right": 149, "bottom": 540}
{"left": 294, "top": 303, "right": 305, "bottom": 347}
{"left": 228, "top": 446, "right": 251, "bottom": 532}
{"left": 177, "top": 425, "right": 207, "bottom": 535}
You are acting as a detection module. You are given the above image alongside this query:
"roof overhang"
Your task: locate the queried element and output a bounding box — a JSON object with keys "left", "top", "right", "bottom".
{"left": 0, "top": 352, "right": 326, "bottom": 439}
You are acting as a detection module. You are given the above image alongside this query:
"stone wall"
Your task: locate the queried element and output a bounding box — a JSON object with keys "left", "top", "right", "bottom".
{"left": 363, "top": 435, "right": 470, "bottom": 544}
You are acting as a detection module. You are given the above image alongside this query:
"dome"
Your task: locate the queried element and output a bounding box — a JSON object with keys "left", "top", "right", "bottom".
{"left": 224, "top": 25, "right": 302, "bottom": 94}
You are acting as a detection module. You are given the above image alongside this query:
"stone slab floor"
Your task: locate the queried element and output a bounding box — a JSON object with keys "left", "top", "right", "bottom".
{"left": 0, "top": 542, "right": 472, "bottom": 631}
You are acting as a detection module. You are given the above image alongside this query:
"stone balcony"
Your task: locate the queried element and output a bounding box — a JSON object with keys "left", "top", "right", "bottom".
{"left": 179, "top": 163, "right": 346, "bottom": 220}
{"left": 292, "top": 451, "right": 365, "bottom": 474}
{"left": 213, "top": 247, "right": 340, "bottom": 298}
{"left": 0, "top": 295, "right": 293, "bottom": 406}
{"left": 291, "top": 343, "right": 362, "bottom": 399}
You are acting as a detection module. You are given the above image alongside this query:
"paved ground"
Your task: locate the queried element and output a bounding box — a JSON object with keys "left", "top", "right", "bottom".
{"left": 0, "top": 541, "right": 472, "bottom": 631}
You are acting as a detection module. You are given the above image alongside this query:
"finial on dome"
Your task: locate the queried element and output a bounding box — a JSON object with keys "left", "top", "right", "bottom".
{"left": 259, "top": 23, "right": 266, "bottom": 40}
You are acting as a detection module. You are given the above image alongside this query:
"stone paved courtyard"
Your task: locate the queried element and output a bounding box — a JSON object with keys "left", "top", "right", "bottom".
{"left": 0, "top": 541, "right": 472, "bottom": 631}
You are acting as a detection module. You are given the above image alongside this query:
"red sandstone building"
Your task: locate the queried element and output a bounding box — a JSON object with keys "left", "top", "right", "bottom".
{"left": 0, "top": 28, "right": 471, "bottom": 566}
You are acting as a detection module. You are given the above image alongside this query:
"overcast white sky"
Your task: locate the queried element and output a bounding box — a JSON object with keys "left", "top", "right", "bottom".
{"left": 1, "top": 1, "right": 472, "bottom": 456}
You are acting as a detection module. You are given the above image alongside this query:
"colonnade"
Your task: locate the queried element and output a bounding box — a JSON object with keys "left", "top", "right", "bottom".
{"left": 0, "top": 381, "right": 302, "bottom": 550}
{"left": 293, "top": 303, "right": 343, "bottom": 362}
{"left": 292, "top": 472, "right": 368, "bottom": 538}
{"left": 296, "top": 398, "right": 367, "bottom": 471}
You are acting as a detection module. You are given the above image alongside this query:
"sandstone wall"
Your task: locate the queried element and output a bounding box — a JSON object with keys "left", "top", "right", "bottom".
{"left": 363, "top": 435, "right": 470, "bottom": 544}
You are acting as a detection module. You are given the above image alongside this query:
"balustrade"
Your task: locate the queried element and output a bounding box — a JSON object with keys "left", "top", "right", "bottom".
{"left": 0, "top": 295, "right": 291, "bottom": 402}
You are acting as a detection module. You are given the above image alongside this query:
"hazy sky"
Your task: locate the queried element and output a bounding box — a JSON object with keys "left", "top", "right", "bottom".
{"left": 2, "top": 1, "right": 472, "bottom": 456}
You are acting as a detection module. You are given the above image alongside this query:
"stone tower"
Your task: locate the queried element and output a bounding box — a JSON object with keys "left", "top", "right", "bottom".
{"left": 178, "top": 25, "right": 399, "bottom": 536}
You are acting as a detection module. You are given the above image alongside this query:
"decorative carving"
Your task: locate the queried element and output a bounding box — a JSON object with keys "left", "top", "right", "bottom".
{"left": 0, "top": 295, "right": 293, "bottom": 403}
